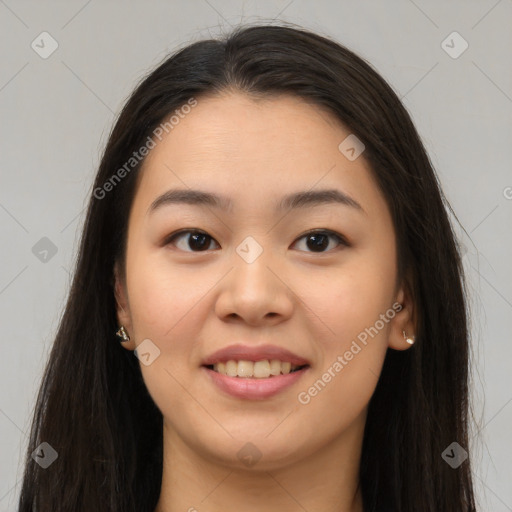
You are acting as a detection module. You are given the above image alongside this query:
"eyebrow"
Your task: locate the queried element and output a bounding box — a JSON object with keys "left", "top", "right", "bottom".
{"left": 147, "top": 188, "right": 365, "bottom": 215}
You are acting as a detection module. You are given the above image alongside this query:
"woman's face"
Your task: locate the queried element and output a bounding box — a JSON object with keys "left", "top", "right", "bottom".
{"left": 115, "top": 92, "right": 414, "bottom": 469}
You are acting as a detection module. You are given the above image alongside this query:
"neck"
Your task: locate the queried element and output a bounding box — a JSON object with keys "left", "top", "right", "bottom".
{"left": 154, "top": 410, "right": 366, "bottom": 512}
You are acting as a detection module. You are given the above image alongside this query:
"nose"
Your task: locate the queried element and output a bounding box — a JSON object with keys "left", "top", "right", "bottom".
{"left": 214, "top": 249, "right": 294, "bottom": 326}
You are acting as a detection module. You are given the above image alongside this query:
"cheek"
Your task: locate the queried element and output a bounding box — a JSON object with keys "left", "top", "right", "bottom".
{"left": 295, "top": 266, "right": 393, "bottom": 436}
{"left": 125, "top": 253, "right": 222, "bottom": 378}
{"left": 305, "top": 252, "right": 396, "bottom": 341}
{"left": 125, "top": 256, "right": 211, "bottom": 420}
{"left": 126, "top": 250, "right": 203, "bottom": 336}
{"left": 128, "top": 274, "right": 179, "bottom": 335}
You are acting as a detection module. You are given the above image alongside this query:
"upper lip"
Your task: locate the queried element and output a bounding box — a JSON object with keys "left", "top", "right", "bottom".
{"left": 202, "top": 344, "right": 310, "bottom": 366}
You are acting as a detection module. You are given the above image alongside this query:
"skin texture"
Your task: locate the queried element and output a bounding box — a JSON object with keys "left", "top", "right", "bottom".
{"left": 114, "top": 92, "right": 415, "bottom": 512}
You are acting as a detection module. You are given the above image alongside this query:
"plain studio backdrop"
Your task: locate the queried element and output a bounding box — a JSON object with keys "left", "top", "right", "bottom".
{"left": 0, "top": 1, "right": 511, "bottom": 510}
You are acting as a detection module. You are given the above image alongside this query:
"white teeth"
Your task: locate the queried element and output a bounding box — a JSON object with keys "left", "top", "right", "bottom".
{"left": 225, "top": 360, "right": 238, "bottom": 377}
{"left": 269, "top": 359, "right": 281, "bottom": 375}
{"left": 212, "top": 359, "right": 303, "bottom": 378}
{"left": 237, "top": 360, "right": 253, "bottom": 377}
{"left": 253, "top": 360, "right": 270, "bottom": 378}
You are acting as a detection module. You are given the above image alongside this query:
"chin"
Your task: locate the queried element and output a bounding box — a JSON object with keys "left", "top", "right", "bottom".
{"left": 190, "top": 427, "right": 316, "bottom": 472}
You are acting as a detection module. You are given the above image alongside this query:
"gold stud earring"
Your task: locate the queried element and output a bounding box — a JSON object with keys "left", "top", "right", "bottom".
{"left": 402, "top": 330, "right": 415, "bottom": 345}
{"left": 116, "top": 326, "right": 130, "bottom": 342}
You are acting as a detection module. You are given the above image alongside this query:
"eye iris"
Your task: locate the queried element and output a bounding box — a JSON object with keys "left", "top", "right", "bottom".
{"left": 307, "top": 233, "right": 329, "bottom": 252}
{"left": 189, "top": 232, "right": 210, "bottom": 251}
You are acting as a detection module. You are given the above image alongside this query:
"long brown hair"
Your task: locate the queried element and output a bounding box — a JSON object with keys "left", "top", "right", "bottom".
{"left": 17, "top": 23, "right": 478, "bottom": 511}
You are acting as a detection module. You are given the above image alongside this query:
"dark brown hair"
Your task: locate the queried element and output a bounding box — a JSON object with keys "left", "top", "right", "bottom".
{"left": 17, "top": 23, "right": 478, "bottom": 512}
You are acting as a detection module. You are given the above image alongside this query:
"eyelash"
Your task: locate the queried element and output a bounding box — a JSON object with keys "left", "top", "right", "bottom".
{"left": 163, "top": 229, "right": 349, "bottom": 254}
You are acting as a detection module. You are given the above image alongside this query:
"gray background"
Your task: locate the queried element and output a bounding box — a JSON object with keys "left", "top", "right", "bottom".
{"left": 1, "top": 0, "right": 511, "bottom": 510}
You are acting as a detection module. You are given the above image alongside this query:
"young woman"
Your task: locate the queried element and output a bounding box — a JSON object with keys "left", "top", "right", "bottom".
{"left": 17, "top": 23, "right": 478, "bottom": 512}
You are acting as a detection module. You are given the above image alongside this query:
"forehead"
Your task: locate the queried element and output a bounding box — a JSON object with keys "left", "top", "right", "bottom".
{"left": 132, "top": 91, "right": 386, "bottom": 219}
{"left": 144, "top": 92, "right": 347, "bottom": 164}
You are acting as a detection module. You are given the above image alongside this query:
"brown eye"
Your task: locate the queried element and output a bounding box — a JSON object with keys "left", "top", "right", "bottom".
{"left": 165, "top": 230, "right": 220, "bottom": 252}
{"left": 292, "top": 230, "right": 348, "bottom": 253}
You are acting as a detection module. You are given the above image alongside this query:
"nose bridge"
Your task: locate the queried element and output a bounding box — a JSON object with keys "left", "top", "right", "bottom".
{"left": 232, "top": 234, "right": 277, "bottom": 298}
{"left": 215, "top": 234, "right": 293, "bottom": 324}
{"left": 233, "top": 237, "right": 275, "bottom": 291}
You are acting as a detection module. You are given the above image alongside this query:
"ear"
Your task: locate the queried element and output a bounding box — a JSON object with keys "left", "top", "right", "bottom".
{"left": 114, "top": 262, "right": 136, "bottom": 351}
{"left": 388, "top": 273, "right": 417, "bottom": 351}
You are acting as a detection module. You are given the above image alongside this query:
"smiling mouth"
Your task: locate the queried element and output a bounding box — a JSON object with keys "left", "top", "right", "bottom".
{"left": 204, "top": 360, "right": 309, "bottom": 379}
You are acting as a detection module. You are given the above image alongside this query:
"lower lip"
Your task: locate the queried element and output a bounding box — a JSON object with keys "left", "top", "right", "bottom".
{"left": 202, "top": 366, "right": 310, "bottom": 400}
